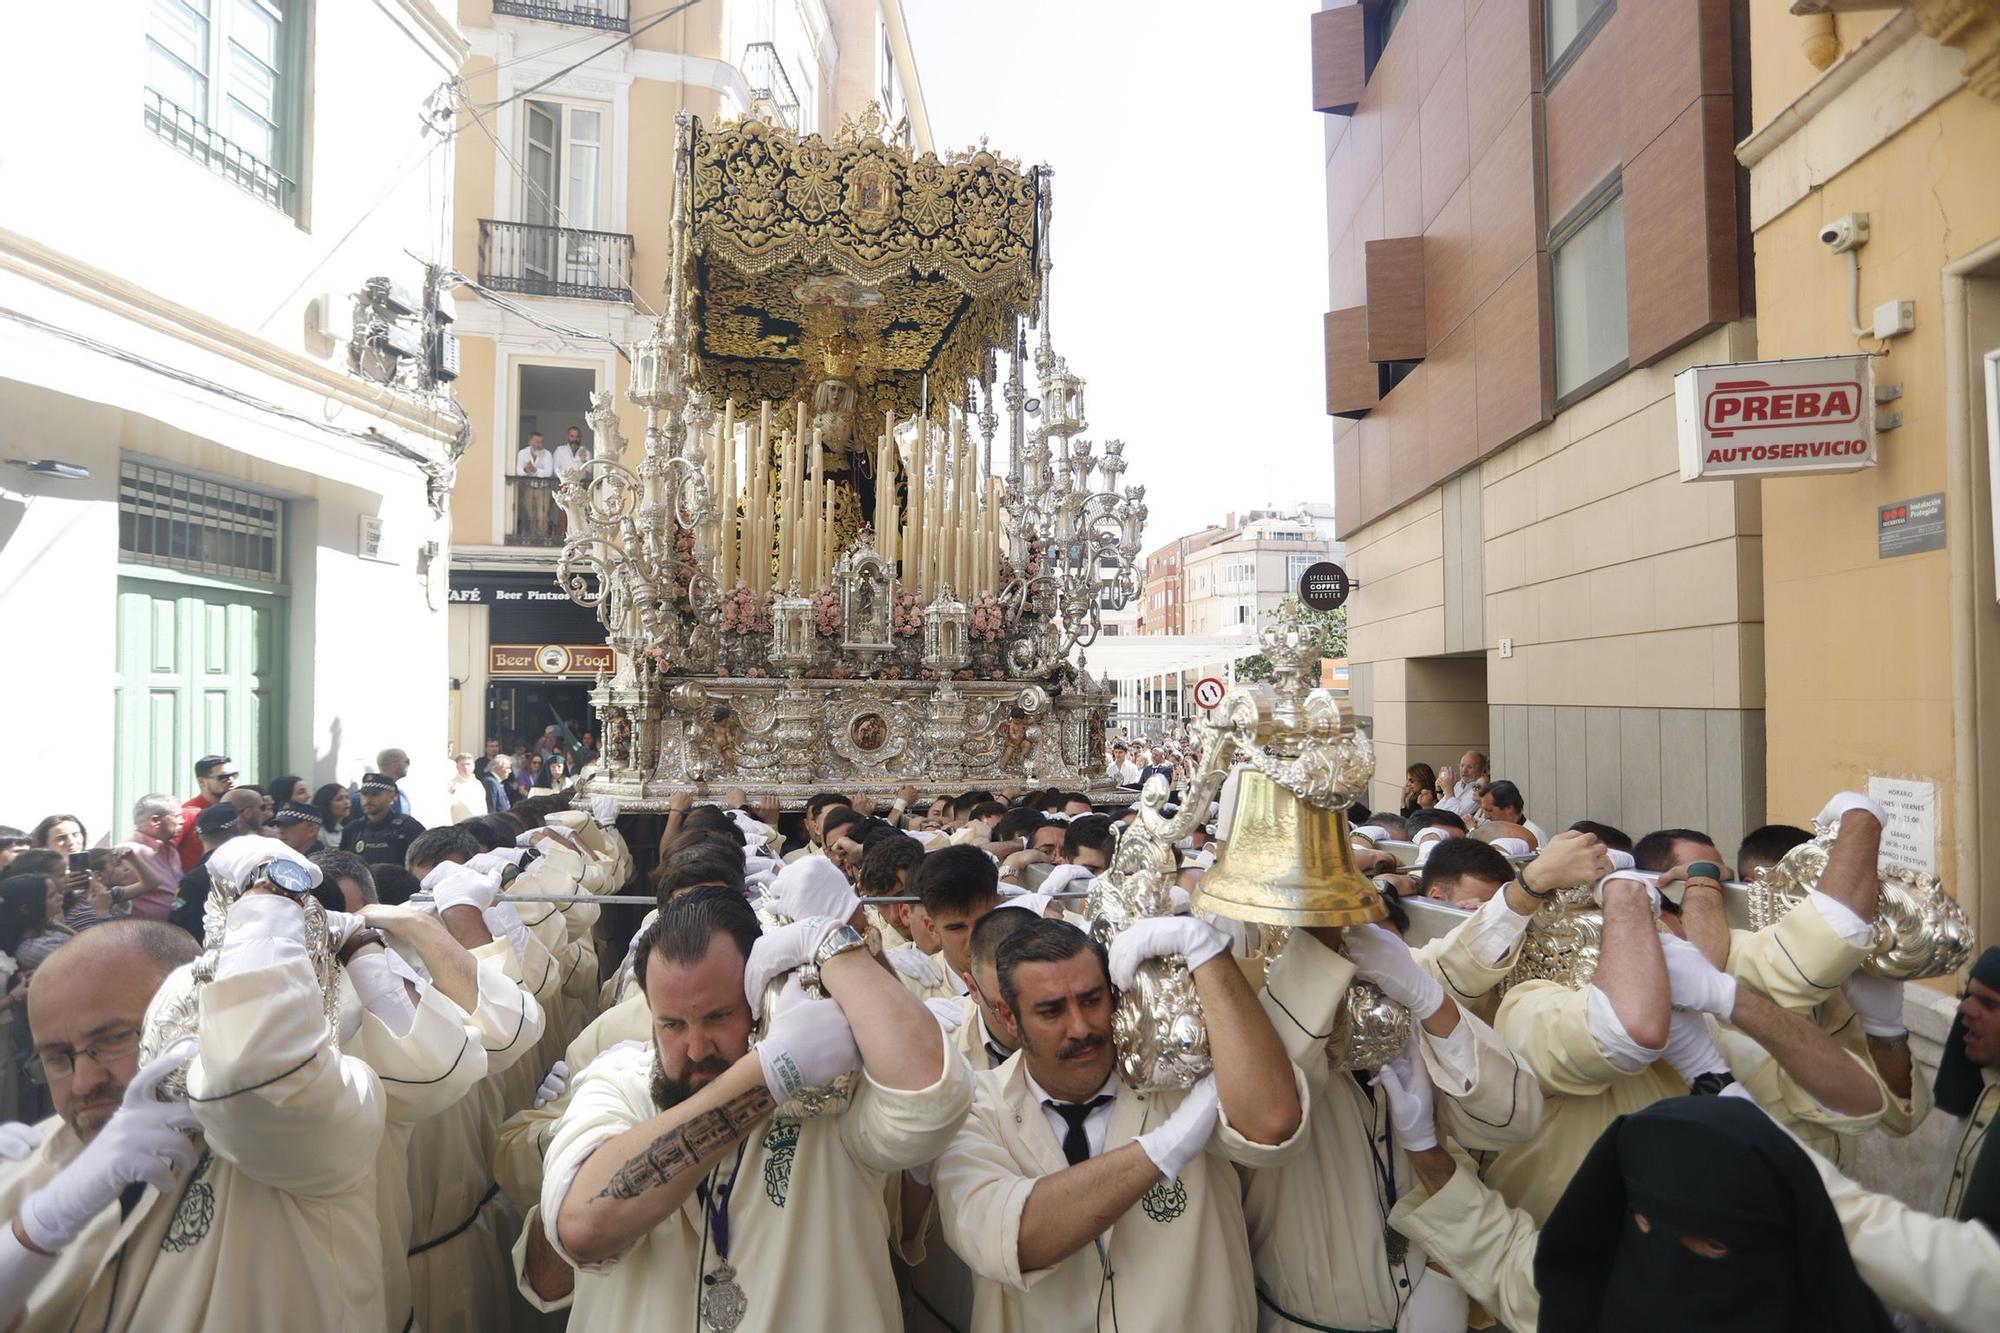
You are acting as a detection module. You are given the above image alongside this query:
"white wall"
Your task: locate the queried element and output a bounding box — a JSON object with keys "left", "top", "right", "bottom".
{"left": 0, "top": 1, "right": 464, "bottom": 837}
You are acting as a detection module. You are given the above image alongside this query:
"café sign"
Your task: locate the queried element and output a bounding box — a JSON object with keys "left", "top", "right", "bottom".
{"left": 1675, "top": 354, "right": 1876, "bottom": 482}
{"left": 489, "top": 644, "right": 616, "bottom": 678}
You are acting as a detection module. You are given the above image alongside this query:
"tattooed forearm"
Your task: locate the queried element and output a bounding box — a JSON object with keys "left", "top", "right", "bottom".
{"left": 593, "top": 1085, "right": 776, "bottom": 1202}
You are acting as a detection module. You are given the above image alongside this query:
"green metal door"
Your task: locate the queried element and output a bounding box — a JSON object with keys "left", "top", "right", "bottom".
{"left": 113, "top": 577, "right": 283, "bottom": 822}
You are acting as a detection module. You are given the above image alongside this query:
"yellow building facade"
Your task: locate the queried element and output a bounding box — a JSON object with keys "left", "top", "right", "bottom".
{"left": 1744, "top": 1, "right": 2000, "bottom": 946}
{"left": 444, "top": 0, "right": 932, "bottom": 756}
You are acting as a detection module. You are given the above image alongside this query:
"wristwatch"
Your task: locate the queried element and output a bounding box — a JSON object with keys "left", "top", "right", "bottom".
{"left": 797, "top": 923, "right": 873, "bottom": 996}
{"left": 254, "top": 859, "right": 316, "bottom": 897}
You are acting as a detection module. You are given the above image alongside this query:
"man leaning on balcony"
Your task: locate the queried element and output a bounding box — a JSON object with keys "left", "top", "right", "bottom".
{"left": 516, "top": 430, "right": 556, "bottom": 544}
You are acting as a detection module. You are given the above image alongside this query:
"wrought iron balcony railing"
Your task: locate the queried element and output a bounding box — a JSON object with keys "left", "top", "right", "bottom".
{"left": 144, "top": 89, "right": 296, "bottom": 215}
{"left": 478, "top": 220, "right": 634, "bottom": 302}
{"left": 741, "top": 42, "right": 801, "bottom": 131}
{"left": 493, "top": 0, "right": 629, "bottom": 31}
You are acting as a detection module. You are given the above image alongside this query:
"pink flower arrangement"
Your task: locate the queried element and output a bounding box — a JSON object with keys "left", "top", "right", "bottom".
{"left": 893, "top": 591, "right": 924, "bottom": 637}
{"left": 719, "top": 583, "right": 773, "bottom": 635}
{"left": 812, "top": 586, "right": 842, "bottom": 637}
{"left": 969, "top": 595, "right": 1005, "bottom": 642}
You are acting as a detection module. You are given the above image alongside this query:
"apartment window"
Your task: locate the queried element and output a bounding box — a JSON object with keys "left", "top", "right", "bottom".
{"left": 144, "top": 0, "right": 302, "bottom": 216}
{"left": 1545, "top": 0, "right": 1614, "bottom": 79}
{"left": 1287, "top": 554, "right": 1318, "bottom": 587}
{"left": 1552, "top": 180, "right": 1628, "bottom": 401}
{"left": 522, "top": 99, "right": 607, "bottom": 232}
{"left": 880, "top": 29, "right": 896, "bottom": 113}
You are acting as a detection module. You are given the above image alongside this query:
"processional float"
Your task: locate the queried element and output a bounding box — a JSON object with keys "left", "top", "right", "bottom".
{"left": 554, "top": 108, "right": 1142, "bottom": 807}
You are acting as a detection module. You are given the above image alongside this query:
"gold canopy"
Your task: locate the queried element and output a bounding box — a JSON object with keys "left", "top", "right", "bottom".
{"left": 685, "top": 113, "right": 1043, "bottom": 420}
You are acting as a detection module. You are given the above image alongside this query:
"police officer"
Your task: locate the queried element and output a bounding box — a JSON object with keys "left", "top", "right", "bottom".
{"left": 339, "top": 771, "right": 426, "bottom": 867}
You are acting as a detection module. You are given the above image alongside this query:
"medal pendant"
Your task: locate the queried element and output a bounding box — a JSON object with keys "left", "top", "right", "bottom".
{"left": 702, "top": 1262, "right": 748, "bottom": 1332}
{"left": 1383, "top": 1222, "right": 1409, "bottom": 1266}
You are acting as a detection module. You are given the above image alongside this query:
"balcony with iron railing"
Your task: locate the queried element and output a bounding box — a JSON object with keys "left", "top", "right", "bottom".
{"left": 492, "top": 0, "right": 629, "bottom": 30}
{"left": 740, "top": 42, "right": 800, "bottom": 131}
{"left": 478, "top": 220, "right": 634, "bottom": 302}
{"left": 144, "top": 89, "right": 296, "bottom": 215}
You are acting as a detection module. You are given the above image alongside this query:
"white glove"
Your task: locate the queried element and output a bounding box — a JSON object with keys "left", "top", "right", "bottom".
{"left": 1606, "top": 849, "right": 1636, "bottom": 871}
{"left": 1135, "top": 1074, "right": 1218, "bottom": 1180}
{"left": 1038, "top": 864, "right": 1095, "bottom": 898}
{"left": 755, "top": 995, "right": 862, "bottom": 1103}
{"left": 1816, "top": 790, "right": 1887, "bottom": 829}
{"left": 995, "top": 891, "right": 1057, "bottom": 919}
{"left": 534, "top": 1060, "right": 570, "bottom": 1109}
{"left": 484, "top": 900, "right": 533, "bottom": 967}
{"left": 924, "top": 997, "right": 967, "bottom": 1033}
{"left": 1594, "top": 870, "right": 1661, "bottom": 916}
{"left": 1374, "top": 1031, "right": 1437, "bottom": 1151}
{"left": 20, "top": 1044, "right": 201, "bottom": 1252}
{"left": 1488, "top": 837, "right": 1532, "bottom": 859}
{"left": 1194, "top": 908, "right": 1261, "bottom": 959}
{"left": 1842, "top": 972, "right": 1908, "bottom": 1038}
{"left": 1661, "top": 1010, "right": 1728, "bottom": 1084}
{"left": 0, "top": 1122, "right": 43, "bottom": 1161}
{"left": 1106, "top": 916, "right": 1230, "bottom": 989}
{"left": 431, "top": 865, "right": 503, "bottom": 915}
{"left": 589, "top": 797, "right": 620, "bottom": 828}
{"left": 742, "top": 917, "right": 849, "bottom": 1012}
{"left": 770, "top": 857, "right": 860, "bottom": 928}
{"left": 1659, "top": 933, "right": 1738, "bottom": 1017}
{"left": 1342, "top": 923, "right": 1445, "bottom": 1021}
{"left": 320, "top": 909, "right": 366, "bottom": 954}
{"left": 888, "top": 948, "right": 945, "bottom": 989}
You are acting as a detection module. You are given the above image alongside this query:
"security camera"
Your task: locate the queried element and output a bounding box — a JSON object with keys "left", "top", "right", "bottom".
{"left": 1819, "top": 212, "right": 1869, "bottom": 253}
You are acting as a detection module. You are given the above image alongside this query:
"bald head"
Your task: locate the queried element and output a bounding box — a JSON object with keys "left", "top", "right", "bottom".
{"left": 29, "top": 921, "right": 197, "bottom": 1141}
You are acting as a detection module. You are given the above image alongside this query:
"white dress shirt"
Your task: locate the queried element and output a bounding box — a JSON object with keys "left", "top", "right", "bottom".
{"left": 1023, "top": 1067, "right": 1121, "bottom": 1162}
{"left": 553, "top": 442, "right": 592, "bottom": 475}
{"left": 515, "top": 445, "right": 554, "bottom": 478}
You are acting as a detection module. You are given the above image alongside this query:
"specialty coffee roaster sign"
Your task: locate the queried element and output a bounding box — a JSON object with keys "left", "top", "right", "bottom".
{"left": 1674, "top": 354, "right": 1876, "bottom": 482}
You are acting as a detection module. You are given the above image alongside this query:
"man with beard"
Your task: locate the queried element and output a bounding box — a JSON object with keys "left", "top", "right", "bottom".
{"left": 1937, "top": 945, "right": 2000, "bottom": 1233}
{"left": 535, "top": 884, "right": 971, "bottom": 1329}
{"left": 934, "top": 915, "right": 1308, "bottom": 1332}
{"left": 0, "top": 921, "right": 200, "bottom": 1329}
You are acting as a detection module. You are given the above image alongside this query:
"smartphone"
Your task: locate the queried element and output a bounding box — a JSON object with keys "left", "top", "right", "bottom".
{"left": 67, "top": 852, "right": 91, "bottom": 878}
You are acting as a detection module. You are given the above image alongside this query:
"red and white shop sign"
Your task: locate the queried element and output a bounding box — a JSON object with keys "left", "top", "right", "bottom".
{"left": 1674, "top": 355, "right": 1876, "bottom": 481}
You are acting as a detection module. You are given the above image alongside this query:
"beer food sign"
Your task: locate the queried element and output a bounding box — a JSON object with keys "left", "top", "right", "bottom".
{"left": 1674, "top": 354, "right": 1875, "bottom": 482}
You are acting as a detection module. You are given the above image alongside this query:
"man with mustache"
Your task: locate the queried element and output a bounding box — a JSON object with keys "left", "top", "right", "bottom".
{"left": 533, "top": 883, "right": 971, "bottom": 1329}
{"left": 934, "top": 915, "right": 1308, "bottom": 1332}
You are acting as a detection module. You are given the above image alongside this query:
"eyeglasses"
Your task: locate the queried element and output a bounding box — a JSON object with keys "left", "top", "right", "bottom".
{"left": 27, "top": 1028, "right": 143, "bottom": 1084}
{"left": 211, "top": 772, "right": 239, "bottom": 782}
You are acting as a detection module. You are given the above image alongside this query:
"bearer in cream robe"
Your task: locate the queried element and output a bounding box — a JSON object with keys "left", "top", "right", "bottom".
{"left": 74, "top": 889, "right": 388, "bottom": 1331}
{"left": 393, "top": 874, "right": 549, "bottom": 1333}
{"left": 1478, "top": 803, "right": 1898, "bottom": 1224}
{"left": 534, "top": 885, "right": 972, "bottom": 1331}
{"left": 1244, "top": 920, "right": 1543, "bottom": 1333}
{"left": 935, "top": 915, "right": 1309, "bottom": 1333}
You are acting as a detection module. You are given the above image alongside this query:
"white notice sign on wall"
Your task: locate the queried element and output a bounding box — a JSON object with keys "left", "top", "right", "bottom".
{"left": 1867, "top": 775, "right": 1939, "bottom": 877}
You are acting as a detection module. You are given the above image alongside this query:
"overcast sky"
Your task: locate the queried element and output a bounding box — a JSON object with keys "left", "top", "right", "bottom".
{"left": 901, "top": 0, "right": 1333, "bottom": 549}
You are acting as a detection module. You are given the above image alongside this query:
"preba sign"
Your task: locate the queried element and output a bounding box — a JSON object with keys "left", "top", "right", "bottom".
{"left": 1674, "top": 354, "right": 1876, "bottom": 482}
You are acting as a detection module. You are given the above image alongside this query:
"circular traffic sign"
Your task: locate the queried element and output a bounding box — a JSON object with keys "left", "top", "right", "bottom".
{"left": 1298, "top": 561, "right": 1352, "bottom": 610}
{"left": 1193, "top": 676, "right": 1226, "bottom": 710}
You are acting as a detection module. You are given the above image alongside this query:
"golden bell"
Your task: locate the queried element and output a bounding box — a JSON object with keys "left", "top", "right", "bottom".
{"left": 1193, "top": 768, "right": 1386, "bottom": 928}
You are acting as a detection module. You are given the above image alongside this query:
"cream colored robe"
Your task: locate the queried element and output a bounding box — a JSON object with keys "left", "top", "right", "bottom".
{"left": 536, "top": 1031, "right": 973, "bottom": 1331}
{"left": 493, "top": 993, "right": 648, "bottom": 1215}
{"left": 1243, "top": 928, "right": 1541, "bottom": 1333}
{"left": 934, "top": 1054, "right": 1311, "bottom": 1333}
{"left": 72, "top": 905, "right": 389, "bottom": 1331}
{"left": 0, "top": 1117, "right": 121, "bottom": 1332}
{"left": 403, "top": 937, "right": 548, "bottom": 1333}
{"left": 343, "top": 964, "right": 491, "bottom": 1333}
{"left": 1391, "top": 1129, "right": 2000, "bottom": 1333}
{"left": 1487, "top": 897, "right": 1876, "bottom": 1224}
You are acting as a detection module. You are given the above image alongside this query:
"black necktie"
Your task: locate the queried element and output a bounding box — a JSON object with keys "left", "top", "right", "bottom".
{"left": 1047, "top": 1095, "right": 1116, "bottom": 1166}
{"left": 985, "top": 1040, "right": 1010, "bottom": 1069}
